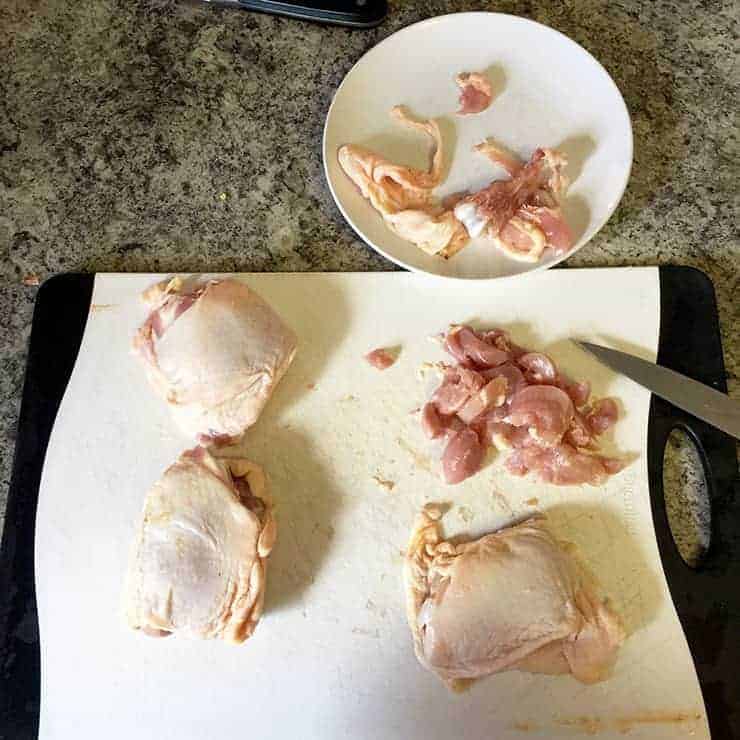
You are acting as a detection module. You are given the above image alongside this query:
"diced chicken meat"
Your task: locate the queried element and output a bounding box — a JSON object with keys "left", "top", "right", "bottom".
{"left": 505, "top": 444, "right": 625, "bottom": 486}
{"left": 518, "top": 352, "right": 558, "bottom": 383}
{"left": 365, "top": 347, "right": 396, "bottom": 370}
{"left": 444, "top": 325, "right": 510, "bottom": 368}
{"left": 442, "top": 428, "right": 485, "bottom": 485}
{"left": 125, "top": 447, "right": 275, "bottom": 643}
{"left": 419, "top": 325, "right": 626, "bottom": 485}
{"left": 431, "top": 364, "right": 485, "bottom": 415}
{"left": 587, "top": 398, "right": 619, "bottom": 435}
{"left": 133, "top": 276, "right": 297, "bottom": 445}
{"left": 404, "top": 506, "right": 625, "bottom": 686}
{"left": 561, "top": 378, "right": 592, "bottom": 407}
{"left": 457, "top": 376, "right": 508, "bottom": 425}
{"left": 455, "top": 72, "right": 494, "bottom": 115}
{"left": 507, "top": 385, "right": 574, "bottom": 446}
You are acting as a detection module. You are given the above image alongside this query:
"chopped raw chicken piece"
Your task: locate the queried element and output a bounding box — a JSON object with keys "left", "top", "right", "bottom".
{"left": 133, "top": 277, "right": 296, "bottom": 445}
{"left": 338, "top": 107, "right": 468, "bottom": 258}
{"left": 455, "top": 72, "right": 493, "bottom": 115}
{"left": 419, "top": 325, "right": 626, "bottom": 485}
{"left": 125, "top": 448, "right": 275, "bottom": 643}
{"left": 444, "top": 325, "right": 510, "bottom": 368}
{"left": 442, "top": 429, "right": 485, "bottom": 484}
{"left": 587, "top": 398, "right": 619, "bottom": 435}
{"left": 478, "top": 420, "right": 535, "bottom": 451}
{"left": 505, "top": 444, "right": 624, "bottom": 486}
{"left": 518, "top": 352, "right": 558, "bottom": 383}
{"left": 431, "top": 364, "right": 485, "bottom": 415}
{"left": 421, "top": 402, "right": 447, "bottom": 440}
{"left": 560, "top": 378, "right": 591, "bottom": 407}
{"left": 507, "top": 385, "right": 574, "bottom": 445}
{"left": 480, "top": 362, "right": 527, "bottom": 401}
{"left": 365, "top": 347, "right": 396, "bottom": 370}
{"left": 404, "top": 506, "right": 625, "bottom": 686}
{"left": 482, "top": 328, "right": 526, "bottom": 358}
{"left": 566, "top": 408, "right": 594, "bottom": 448}
{"left": 457, "top": 376, "right": 508, "bottom": 424}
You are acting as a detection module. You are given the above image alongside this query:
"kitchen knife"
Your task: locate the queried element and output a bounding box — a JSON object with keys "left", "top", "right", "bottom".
{"left": 200, "top": 0, "right": 387, "bottom": 27}
{"left": 575, "top": 340, "right": 740, "bottom": 439}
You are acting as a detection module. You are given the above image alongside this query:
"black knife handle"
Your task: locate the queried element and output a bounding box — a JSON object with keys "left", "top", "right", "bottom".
{"left": 203, "top": 0, "right": 387, "bottom": 27}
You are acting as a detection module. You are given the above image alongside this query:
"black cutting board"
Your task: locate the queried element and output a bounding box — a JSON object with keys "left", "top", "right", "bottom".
{"left": 1, "top": 267, "right": 737, "bottom": 739}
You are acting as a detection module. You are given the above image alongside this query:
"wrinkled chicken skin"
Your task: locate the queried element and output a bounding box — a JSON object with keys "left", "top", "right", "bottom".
{"left": 473, "top": 140, "right": 522, "bottom": 177}
{"left": 456, "top": 72, "right": 494, "bottom": 115}
{"left": 420, "top": 325, "right": 625, "bottom": 485}
{"left": 133, "top": 276, "right": 297, "bottom": 445}
{"left": 338, "top": 107, "right": 469, "bottom": 258}
{"left": 125, "top": 448, "right": 276, "bottom": 643}
{"left": 404, "top": 506, "right": 625, "bottom": 687}
{"left": 455, "top": 145, "right": 573, "bottom": 261}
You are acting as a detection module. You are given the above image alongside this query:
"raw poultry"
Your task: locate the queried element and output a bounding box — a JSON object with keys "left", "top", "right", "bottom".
{"left": 133, "top": 276, "right": 297, "bottom": 445}
{"left": 125, "top": 447, "right": 275, "bottom": 643}
{"left": 405, "top": 505, "right": 625, "bottom": 686}
{"left": 421, "top": 325, "right": 623, "bottom": 485}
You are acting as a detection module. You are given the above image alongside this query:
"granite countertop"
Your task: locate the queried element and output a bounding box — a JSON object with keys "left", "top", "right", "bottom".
{"left": 1, "top": 2, "right": 737, "bottom": 559}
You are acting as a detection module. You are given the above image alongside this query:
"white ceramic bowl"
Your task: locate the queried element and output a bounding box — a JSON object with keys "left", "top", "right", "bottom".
{"left": 323, "top": 12, "right": 633, "bottom": 279}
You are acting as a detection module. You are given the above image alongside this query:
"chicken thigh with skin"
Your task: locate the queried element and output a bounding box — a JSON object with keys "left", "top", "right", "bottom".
{"left": 125, "top": 447, "right": 275, "bottom": 643}
{"left": 405, "top": 505, "right": 625, "bottom": 687}
{"left": 134, "top": 276, "right": 297, "bottom": 445}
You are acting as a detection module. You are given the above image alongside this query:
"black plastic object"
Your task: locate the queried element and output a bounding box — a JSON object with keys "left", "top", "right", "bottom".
{"left": 647, "top": 267, "right": 739, "bottom": 739}
{"left": 0, "top": 274, "right": 94, "bottom": 740}
{"left": 205, "top": 0, "right": 387, "bottom": 28}
{"left": 1, "top": 267, "right": 737, "bottom": 738}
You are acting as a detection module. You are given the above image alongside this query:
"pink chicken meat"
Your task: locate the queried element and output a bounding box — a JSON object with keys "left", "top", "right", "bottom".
{"left": 365, "top": 347, "right": 397, "bottom": 370}
{"left": 133, "top": 276, "right": 297, "bottom": 445}
{"left": 421, "top": 325, "right": 625, "bottom": 485}
{"left": 454, "top": 145, "right": 573, "bottom": 261}
{"left": 455, "top": 72, "right": 494, "bottom": 115}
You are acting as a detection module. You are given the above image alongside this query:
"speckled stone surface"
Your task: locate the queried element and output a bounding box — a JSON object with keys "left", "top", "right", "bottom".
{"left": 1, "top": 1, "right": 738, "bottom": 550}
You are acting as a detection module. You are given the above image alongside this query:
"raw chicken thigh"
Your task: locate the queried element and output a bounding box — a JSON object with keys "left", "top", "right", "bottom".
{"left": 405, "top": 506, "right": 625, "bottom": 687}
{"left": 125, "top": 447, "right": 276, "bottom": 643}
{"left": 134, "top": 276, "right": 297, "bottom": 445}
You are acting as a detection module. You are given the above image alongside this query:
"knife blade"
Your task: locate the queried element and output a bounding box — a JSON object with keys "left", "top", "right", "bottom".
{"left": 575, "top": 340, "right": 740, "bottom": 439}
